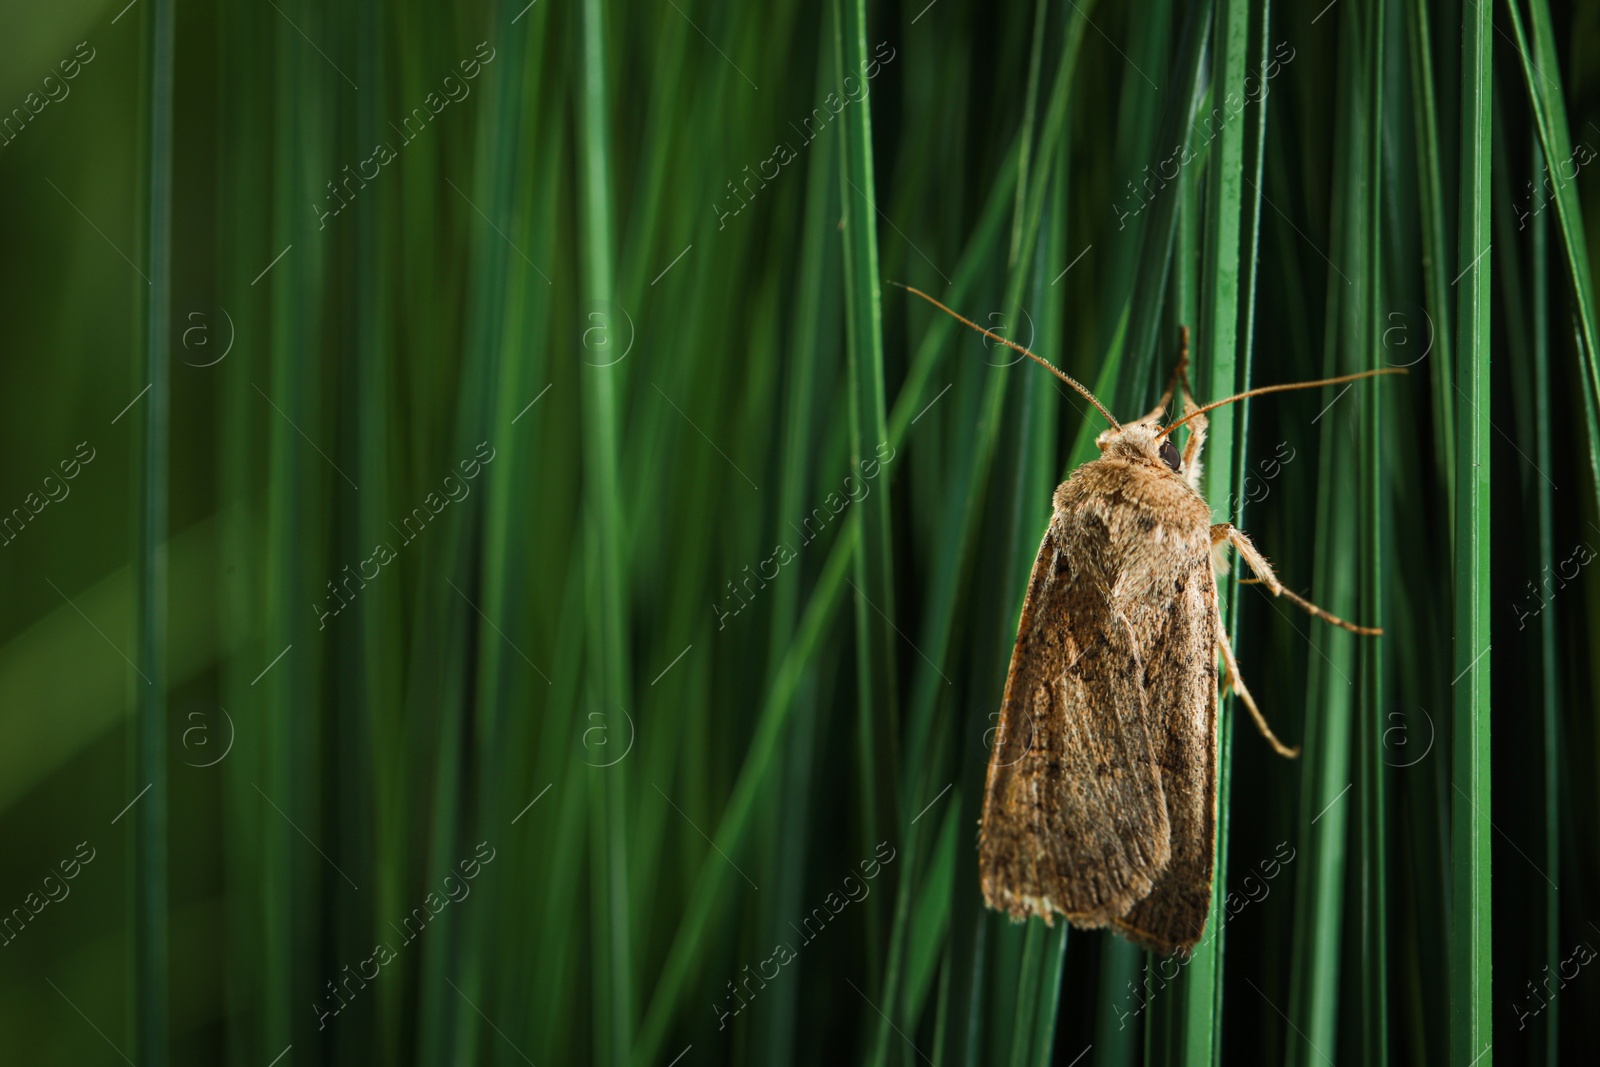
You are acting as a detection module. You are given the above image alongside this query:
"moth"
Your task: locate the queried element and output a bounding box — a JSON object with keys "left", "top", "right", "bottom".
{"left": 899, "top": 285, "right": 1400, "bottom": 956}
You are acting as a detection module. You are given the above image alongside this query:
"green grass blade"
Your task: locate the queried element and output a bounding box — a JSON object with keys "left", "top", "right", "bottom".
{"left": 1359, "top": 0, "right": 1389, "bottom": 1060}
{"left": 1493, "top": 109, "right": 1561, "bottom": 1067}
{"left": 133, "top": 0, "right": 174, "bottom": 1061}
{"left": 1005, "top": 922, "right": 1044, "bottom": 1067}
{"left": 1176, "top": 0, "right": 1251, "bottom": 1053}
{"left": 630, "top": 131, "right": 1025, "bottom": 1067}
{"left": 216, "top": 6, "right": 273, "bottom": 1061}
{"left": 1065, "top": 0, "right": 1214, "bottom": 472}
{"left": 577, "top": 0, "right": 636, "bottom": 1062}
{"left": 1451, "top": 0, "right": 1493, "bottom": 1061}
{"left": 1504, "top": 0, "right": 1600, "bottom": 497}
{"left": 748, "top": 35, "right": 841, "bottom": 1067}
{"left": 1403, "top": 0, "right": 1458, "bottom": 522}
{"left": 831, "top": 3, "right": 899, "bottom": 1052}
{"left": 1529, "top": 136, "right": 1561, "bottom": 1067}
{"left": 1030, "top": 923, "right": 1069, "bottom": 1067}
{"left": 1212, "top": 1, "right": 1269, "bottom": 1058}
{"left": 1284, "top": 4, "right": 1376, "bottom": 1060}
{"left": 905, "top": 802, "right": 960, "bottom": 1036}
{"left": 447, "top": 7, "right": 541, "bottom": 1061}
{"left": 1009, "top": 0, "right": 1050, "bottom": 267}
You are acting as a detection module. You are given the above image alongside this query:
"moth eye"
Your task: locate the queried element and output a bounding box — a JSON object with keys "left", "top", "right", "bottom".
{"left": 1159, "top": 440, "right": 1182, "bottom": 472}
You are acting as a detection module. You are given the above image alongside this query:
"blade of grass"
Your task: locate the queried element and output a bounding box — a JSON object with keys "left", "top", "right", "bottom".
{"left": 1210, "top": 0, "right": 1270, "bottom": 1058}
{"left": 1285, "top": 3, "right": 1371, "bottom": 1059}
{"left": 1403, "top": 0, "right": 1458, "bottom": 526}
{"left": 578, "top": 0, "right": 636, "bottom": 1061}
{"left": 629, "top": 506, "right": 856, "bottom": 1067}
{"left": 261, "top": 7, "right": 300, "bottom": 1055}
{"left": 1529, "top": 133, "right": 1560, "bottom": 1067}
{"left": 894, "top": 147, "right": 1025, "bottom": 1067}
{"left": 902, "top": 798, "right": 960, "bottom": 1033}
{"left": 528, "top": 565, "right": 599, "bottom": 1064}
{"left": 1098, "top": 0, "right": 1175, "bottom": 347}
{"left": 750, "top": 31, "right": 841, "bottom": 1067}
{"left": 334, "top": 2, "right": 392, "bottom": 1062}
{"left": 1005, "top": 922, "right": 1044, "bottom": 1067}
{"left": 1450, "top": 0, "right": 1492, "bottom": 1060}
{"left": 1176, "top": 0, "right": 1252, "bottom": 1053}
{"left": 1493, "top": 107, "right": 1559, "bottom": 1067}
{"left": 1388, "top": 3, "right": 1456, "bottom": 1060}
{"left": 133, "top": 0, "right": 174, "bottom": 1061}
{"left": 832, "top": 1, "right": 900, "bottom": 1046}
{"left": 1359, "top": 0, "right": 1390, "bottom": 1061}
{"left": 1503, "top": 0, "right": 1600, "bottom": 498}
{"left": 449, "top": 6, "right": 541, "bottom": 1062}
{"left": 216, "top": 3, "right": 274, "bottom": 1061}
{"left": 1066, "top": 0, "right": 1214, "bottom": 471}
{"left": 628, "top": 131, "right": 1026, "bottom": 1067}
{"left": 1030, "top": 923, "right": 1069, "bottom": 1067}
{"left": 1009, "top": 0, "right": 1051, "bottom": 267}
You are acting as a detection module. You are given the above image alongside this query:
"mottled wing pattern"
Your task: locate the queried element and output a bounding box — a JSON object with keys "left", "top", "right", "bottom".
{"left": 978, "top": 519, "right": 1172, "bottom": 925}
{"left": 1109, "top": 546, "right": 1219, "bottom": 956}
{"left": 979, "top": 455, "right": 1220, "bottom": 955}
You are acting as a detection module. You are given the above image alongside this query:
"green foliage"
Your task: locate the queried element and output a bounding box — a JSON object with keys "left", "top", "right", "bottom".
{"left": 0, "top": 0, "right": 1597, "bottom": 1063}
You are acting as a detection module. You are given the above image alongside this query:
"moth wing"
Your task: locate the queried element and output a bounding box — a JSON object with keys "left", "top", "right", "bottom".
{"left": 979, "top": 523, "right": 1172, "bottom": 925}
{"left": 1110, "top": 553, "right": 1219, "bottom": 956}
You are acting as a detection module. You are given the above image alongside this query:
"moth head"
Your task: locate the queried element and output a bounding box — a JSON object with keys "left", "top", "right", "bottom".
{"left": 1095, "top": 421, "right": 1185, "bottom": 474}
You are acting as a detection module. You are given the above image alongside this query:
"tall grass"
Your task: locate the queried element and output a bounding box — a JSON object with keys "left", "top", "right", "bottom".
{"left": 1453, "top": 0, "right": 1493, "bottom": 1059}
{"left": 133, "top": 0, "right": 174, "bottom": 1063}
{"left": 2, "top": 0, "right": 1599, "bottom": 1063}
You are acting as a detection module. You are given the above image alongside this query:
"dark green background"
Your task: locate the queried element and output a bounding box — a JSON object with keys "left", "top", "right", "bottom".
{"left": 0, "top": 0, "right": 1596, "bottom": 1063}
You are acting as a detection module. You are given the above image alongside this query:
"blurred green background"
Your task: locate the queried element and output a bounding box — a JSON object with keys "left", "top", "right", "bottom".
{"left": 1, "top": 0, "right": 1598, "bottom": 1063}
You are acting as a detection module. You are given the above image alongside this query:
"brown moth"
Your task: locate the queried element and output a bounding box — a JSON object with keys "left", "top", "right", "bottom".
{"left": 898, "top": 284, "right": 1400, "bottom": 957}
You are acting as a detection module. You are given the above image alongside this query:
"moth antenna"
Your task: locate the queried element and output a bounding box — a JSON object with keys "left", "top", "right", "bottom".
{"left": 891, "top": 281, "right": 1122, "bottom": 430}
{"left": 1157, "top": 367, "right": 1406, "bottom": 439}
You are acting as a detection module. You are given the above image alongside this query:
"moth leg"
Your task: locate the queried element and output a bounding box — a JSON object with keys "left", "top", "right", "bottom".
{"left": 1211, "top": 523, "right": 1382, "bottom": 635}
{"left": 1214, "top": 605, "right": 1300, "bottom": 758}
